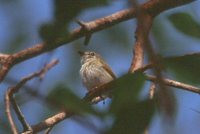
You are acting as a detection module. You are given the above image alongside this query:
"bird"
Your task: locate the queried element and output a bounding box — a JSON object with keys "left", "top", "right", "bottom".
{"left": 78, "top": 51, "right": 116, "bottom": 103}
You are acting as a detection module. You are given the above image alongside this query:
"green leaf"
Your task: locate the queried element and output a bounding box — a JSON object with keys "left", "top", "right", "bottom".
{"left": 47, "top": 84, "right": 101, "bottom": 116}
{"left": 164, "top": 54, "right": 200, "bottom": 85}
{"left": 106, "top": 73, "right": 154, "bottom": 134}
{"left": 107, "top": 100, "right": 154, "bottom": 134}
{"left": 168, "top": 12, "right": 200, "bottom": 39}
{"left": 39, "top": 0, "right": 109, "bottom": 46}
{"left": 107, "top": 73, "right": 154, "bottom": 134}
{"left": 110, "top": 72, "right": 146, "bottom": 113}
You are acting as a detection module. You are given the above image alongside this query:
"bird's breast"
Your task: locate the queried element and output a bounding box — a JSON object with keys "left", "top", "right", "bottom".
{"left": 80, "top": 62, "right": 113, "bottom": 91}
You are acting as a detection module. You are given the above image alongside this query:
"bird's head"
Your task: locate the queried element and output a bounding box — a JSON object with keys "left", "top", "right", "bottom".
{"left": 78, "top": 51, "right": 101, "bottom": 65}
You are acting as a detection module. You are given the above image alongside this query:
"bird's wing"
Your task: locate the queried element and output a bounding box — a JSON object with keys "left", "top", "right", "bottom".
{"left": 102, "top": 63, "right": 116, "bottom": 79}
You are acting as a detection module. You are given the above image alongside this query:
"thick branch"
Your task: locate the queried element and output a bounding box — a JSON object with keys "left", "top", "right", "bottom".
{"left": 129, "top": 10, "right": 153, "bottom": 72}
{"left": 11, "top": 0, "right": 194, "bottom": 65}
{"left": 30, "top": 72, "right": 200, "bottom": 133}
{"left": 23, "top": 1, "right": 197, "bottom": 132}
{"left": 0, "top": 0, "right": 195, "bottom": 82}
{"left": 2, "top": 0, "right": 197, "bottom": 133}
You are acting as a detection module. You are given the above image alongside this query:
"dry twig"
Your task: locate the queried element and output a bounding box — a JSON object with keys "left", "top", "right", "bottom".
{"left": 30, "top": 73, "right": 200, "bottom": 133}
{"left": 5, "top": 59, "right": 59, "bottom": 134}
{"left": 0, "top": 0, "right": 195, "bottom": 82}
{"left": 1, "top": 0, "right": 197, "bottom": 133}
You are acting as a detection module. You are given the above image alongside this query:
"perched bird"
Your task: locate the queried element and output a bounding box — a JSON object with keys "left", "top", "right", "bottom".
{"left": 78, "top": 51, "right": 116, "bottom": 103}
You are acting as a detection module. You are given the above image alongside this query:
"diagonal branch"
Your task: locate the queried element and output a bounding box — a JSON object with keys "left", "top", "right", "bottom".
{"left": 30, "top": 72, "right": 200, "bottom": 133}
{"left": 2, "top": 0, "right": 197, "bottom": 133}
{"left": 5, "top": 59, "right": 59, "bottom": 134}
{"left": 0, "top": 0, "right": 195, "bottom": 82}
{"left": 147, "top": 75, "right": 200, "bottom": 94}
{"left": 18, "top": 0, "right": 197, "bottom": 133}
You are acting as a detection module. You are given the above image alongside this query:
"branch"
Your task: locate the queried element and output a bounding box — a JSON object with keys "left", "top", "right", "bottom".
{"left": 2, "top": 0, "right": 197, "bottom": 133}
{"left": 5, "top": 91, "right": 18, "bottom": 134}
{"left": 0, "top": 0, "right": 195, "bottom": 82}
{"left": 5, "top": 59, "right": 59, "bottom": 134}
{"left": 75, "top": 19, "right": 92, "bottom": 46}
{"left": 30, "top": 111, "right": 73, "bottom": 133}
{"left": 30, "top": 71, "right": 200, "bottom": 133}
{"left": 149, "top": 83, "right": 156, "bottom": 99}
{"left": 129, "top": 4, "right": 153, "bottom": 72}
{"left": 44, "top": 126, "right": 53, "bottom": 134}
{"left": 147, "top": 75, "right": 200, "bottom": 94}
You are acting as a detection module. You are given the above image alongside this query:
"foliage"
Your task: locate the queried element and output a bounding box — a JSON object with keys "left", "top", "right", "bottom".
{"left": 107, "top": 73, "right": 154, "bottom": 134}
{"left": 164, "top": 54, "right": 200, "bottom": 85}
{"left": 1, "top": 0, "right": 199, "bottom": 134}
{"left": 39, "top": 0, "right": 109, "bottom": 46}
{"left": 47, "top": 84, "right": 101, "bottom": 116}
{"left": 168, "top": 12, "right": 200, "bottom": 39}
{"left": 47, "top": 73, "right": 154, "bottom": 134}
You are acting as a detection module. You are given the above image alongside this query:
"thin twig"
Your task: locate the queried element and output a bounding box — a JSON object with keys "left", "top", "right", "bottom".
{"left": 3, "top": 0, "right": 196, "bottom": 133}
{"left": 31, "top": 72, "right": 200, "bottom": 133}
{"left": 135, "top": 63, "right": 154, "bottom": 72}
{"left": 5, "top": 59, "right": 59, "bottom": 134}
{"left": 45, "top": 126, "right": 53, "bottom": 134}
{"left": 10, "top": 96, "right": 32, "bottom": 132}
{"left": 75, "top": 19, "right": 92, "bottom": 46}
{"left": 0, "top": 0, "right": 195, "bottom": 82}
{"left": 146, "top": 75, "right": 200, "bottom": 94}
{"left": 30, "top": 53, "right": 200, "bottom": 133}
{"left": 149, "top": 83, "right": 156, "bottom": 99}
{"left": 31, "top": 111, "right": 72, "bottom": 133}
{"left": 5, "top": 90, "right": 18, "bottom": 134}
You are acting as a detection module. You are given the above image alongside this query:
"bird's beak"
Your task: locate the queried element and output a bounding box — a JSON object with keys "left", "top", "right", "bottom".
{"left": 78, "top": 51, "right": 84, "bottom": 56}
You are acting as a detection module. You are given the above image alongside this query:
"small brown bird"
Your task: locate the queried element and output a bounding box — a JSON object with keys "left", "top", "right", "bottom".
{"left": 78, "top": 51, "right": 116, "bottom": 103}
